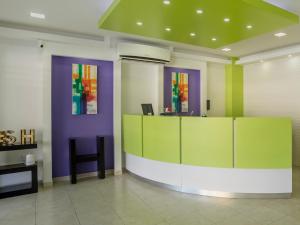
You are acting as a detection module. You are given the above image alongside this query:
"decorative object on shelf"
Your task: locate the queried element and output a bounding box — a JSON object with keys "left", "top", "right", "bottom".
{"left": 0, "top": 130, "right": 17, "bottom": 145}
{"left": 172, "top": 72, "right": 189, "bottom": 113}
{"left": 72, "top": 63, "right": 98, "bottom": 115}
{"left": 25, "top": 154, "right": 35, "bottom": 166}
{"left": 21, "top": 129, "right": 35, "bottom": 144}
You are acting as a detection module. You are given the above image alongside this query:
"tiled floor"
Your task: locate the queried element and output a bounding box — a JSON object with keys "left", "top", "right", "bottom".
{"left": 1, "top": 168, "right": 300, "bottom": 225}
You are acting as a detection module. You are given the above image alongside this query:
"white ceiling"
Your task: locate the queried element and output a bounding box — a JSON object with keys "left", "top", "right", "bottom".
{"left": 0, "top": 0, "right": 113, "bottom": 39}
{"left": 0, "top": 0, "right": 300, "bottom": 58}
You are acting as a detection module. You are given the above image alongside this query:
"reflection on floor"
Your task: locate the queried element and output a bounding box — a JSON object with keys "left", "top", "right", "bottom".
{"left": 0, "top": 168, "right": 300, "bottom": 225}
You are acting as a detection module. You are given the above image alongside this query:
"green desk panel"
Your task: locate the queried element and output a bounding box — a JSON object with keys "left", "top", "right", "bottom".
{"left": 235, "top": 118, "right": 292, "bottom": 169}
{"left": 123, "top": 115, "right": 143, "bottom": 157}
{"left": 143, "top": 116, "right": 180, "bottom": 164}
{"left": 181, "top": 117, "right": 233, "bottom": 168}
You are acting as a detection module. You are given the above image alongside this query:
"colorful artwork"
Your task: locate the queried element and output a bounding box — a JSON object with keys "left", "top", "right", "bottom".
{"left": 72, "top": 64, "right": 98, "bottom": 115}
{"left": 172, "top": 72, "right": 189, "bottom": 113}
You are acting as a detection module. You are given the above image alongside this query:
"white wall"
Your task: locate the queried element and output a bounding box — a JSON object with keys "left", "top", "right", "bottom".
{"left": 122, "top": 61, "right": 162, "bottom": 115}
{"left": 207, "top": 62, "right": 226, "bottom": 117}
{"left": 244, "top": 57, "right": 300, "bottom": 166}
{"left": 0, "top": 37, "right": 43, "bottom": 186}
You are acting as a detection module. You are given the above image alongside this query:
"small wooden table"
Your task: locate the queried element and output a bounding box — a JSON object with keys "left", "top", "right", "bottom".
{"left": 69, "top": 136, "right": 105, "bottom": 184}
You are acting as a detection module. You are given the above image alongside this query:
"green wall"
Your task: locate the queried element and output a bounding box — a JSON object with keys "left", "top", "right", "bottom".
{"left": 225, "top": 59, "right": 244, "bottom": 117}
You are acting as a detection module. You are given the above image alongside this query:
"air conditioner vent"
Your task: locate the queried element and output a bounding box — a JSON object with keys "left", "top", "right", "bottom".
{"left": 118, "top": 43, "right": 171, "bottom": 64}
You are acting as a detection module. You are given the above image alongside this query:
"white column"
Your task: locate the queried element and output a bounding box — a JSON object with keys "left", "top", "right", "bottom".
{"left": 201, "top": 62, "right": 208, "bottom": 116}
{"left": 158, "top": 64, "right": 165, "bottom": 113}
{"left": 42, "top": 44, "right": 53, "bottom": 186}
{"left": 114, "top": 60, "right": 123, "bottom": 175}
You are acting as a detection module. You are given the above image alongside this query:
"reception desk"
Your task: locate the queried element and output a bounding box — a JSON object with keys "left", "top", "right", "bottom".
{"left": 123, "top": 115, "right": 292, "bottom": 198}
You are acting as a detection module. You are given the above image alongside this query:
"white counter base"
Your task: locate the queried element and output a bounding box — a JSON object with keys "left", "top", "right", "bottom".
{"left": 126, "top": 153, "right": 292, "bottom": 198}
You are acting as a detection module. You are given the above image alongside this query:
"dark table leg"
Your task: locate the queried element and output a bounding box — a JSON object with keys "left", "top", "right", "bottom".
{"left": 31, "top": 165, "right": 38, "bottom": 193}
{"left": 69, "top": 139, "right": 77, "bottom": 184}
{"left": 97, "top": 136, "right": 105, "bottom": 179}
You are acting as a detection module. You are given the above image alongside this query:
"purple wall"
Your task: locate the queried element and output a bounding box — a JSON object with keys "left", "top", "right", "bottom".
{"left": 164, "top": 67, "right": 201, "bottom": 116}
{"left": 51, "top": 56, "right": 114, "bottom": 178}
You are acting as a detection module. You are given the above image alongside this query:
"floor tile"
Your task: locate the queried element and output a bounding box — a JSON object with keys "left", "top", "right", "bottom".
{"left": 268, "top": 216, "right": 300, "bottom": 225}
{"left": 0, "top": 167, "right": 300, "bottom": 225}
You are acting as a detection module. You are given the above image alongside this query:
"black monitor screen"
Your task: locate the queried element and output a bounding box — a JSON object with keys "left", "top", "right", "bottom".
{"left": 141, "top": 104, "right": 154, "bottom": 116}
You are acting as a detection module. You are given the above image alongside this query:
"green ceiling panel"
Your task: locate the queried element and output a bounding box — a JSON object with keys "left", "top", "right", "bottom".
{"left": 99, "top": 0, "right": 299, "bottom": 49}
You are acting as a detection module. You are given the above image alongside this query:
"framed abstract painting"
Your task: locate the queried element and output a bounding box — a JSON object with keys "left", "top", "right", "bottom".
{"left": 72, "top": 64, "right": 98, "bottom": 115}
{"left": 172, "top": 72, "right": 189, "bottom": 113}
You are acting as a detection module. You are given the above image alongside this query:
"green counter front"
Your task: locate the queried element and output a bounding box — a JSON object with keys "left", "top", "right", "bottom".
{"left": 143, "top": 116, "right": 180, "bottom": 164}
{"left": 181, "top": 117, "right": 233, "bottom": 168}
{"left": 123, "top": 115, "right": 143, "bottom": 157}
{"left": 123, "top": 115, "right": 292, "bottom": 169}
{"left": 123, "top": 115, "right": 292, "bottom": 197}
{"left": 235, "top": 118, "right": 292, "bottom": 169}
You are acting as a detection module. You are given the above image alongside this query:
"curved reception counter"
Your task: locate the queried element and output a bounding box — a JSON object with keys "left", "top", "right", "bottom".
{"left": 123, "top": 115, "right": 292, "bottom": 198}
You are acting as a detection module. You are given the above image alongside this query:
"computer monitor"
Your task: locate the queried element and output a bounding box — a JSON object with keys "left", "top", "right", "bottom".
{"left": 141, "top": 104, "right": 154, "bottom": 116}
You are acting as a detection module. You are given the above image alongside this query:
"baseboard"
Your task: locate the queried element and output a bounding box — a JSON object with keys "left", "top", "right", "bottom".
{"left": 42, "top": 181, "right": 53, "bottom": 188}
{"left": 114, "top": 170, "right": 123, "bottom": 176}
{"left": 53, "top": 170, "right": 114, "bottom": 182}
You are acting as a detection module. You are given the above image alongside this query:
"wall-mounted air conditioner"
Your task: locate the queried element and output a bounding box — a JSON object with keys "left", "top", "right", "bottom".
{"left": 118, "top": 43, "right": 171, "bottom": 64}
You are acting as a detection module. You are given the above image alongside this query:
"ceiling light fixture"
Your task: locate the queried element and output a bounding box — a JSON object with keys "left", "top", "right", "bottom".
{"left": 224, "top": 18, "right": 230, "bottom": 23}
{"left": 190, "top": 33, "right": 196, "bottom": 37}
{"left": 222, "top": 48, "right": 231, "bottom": 52}
{"left": 165, "top": 27, "right": 171, "bottom": 32}
{"left": 246, "top": 25, "right": 253, "bottom": 29}
{"left": 163, "top": 0, "right": 170, "bottom": 5}
{"left": 196, "top": 9, "right": 203, "bottom": 14}
{"left": 212, "top": 37, "right": 217, "bottom": 41}
{"left": 136, "top": 21, "right": 143, "bottom": 26}
{"left": 274, "top": 32, "right": 287, "bottom": 37}
{"left": 30, "top": 12, "right": 45, "bottom": 19}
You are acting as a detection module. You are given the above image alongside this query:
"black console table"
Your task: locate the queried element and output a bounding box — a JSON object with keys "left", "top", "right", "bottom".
{"left": 0, "top": 143, "right": 38, "bottom": 199}
{"left": 0, "top": 164, "right": 38, "bottom": 199}
{"left": 69, "top": 136, "right": 105, "bottom": 184}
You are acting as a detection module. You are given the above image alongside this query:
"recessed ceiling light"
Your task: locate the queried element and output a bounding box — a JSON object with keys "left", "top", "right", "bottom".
{"left": 190, "top": 33, "right": 196, "bottom": 37}
{"left": 212, "top": 37, "right": 217, "bottom": 41}
{"left": 163, "top": 0, "right": 170, "bottom": 5}
{"left": 136, "top": 21, "right": 143, "bottom": 26}
{"left": 274, "top": 32, "right": 287, "bottom": 37}
{"left": 246, "top": 25, "right": 253, "bottom": 29}
{"left": 222, "top": 48, "right": 231, "bottom": 52}
{"left": 165, "top": 27, "right": 171, "bottom": 32}
{"left": 196, "top": 9, "right": 203, "bottom": 14}
{"left": 224, "top": 18, "right": 230, "bottom": 23}
{"left": 30, "top": 12, "right": 45, "bottom": 19}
